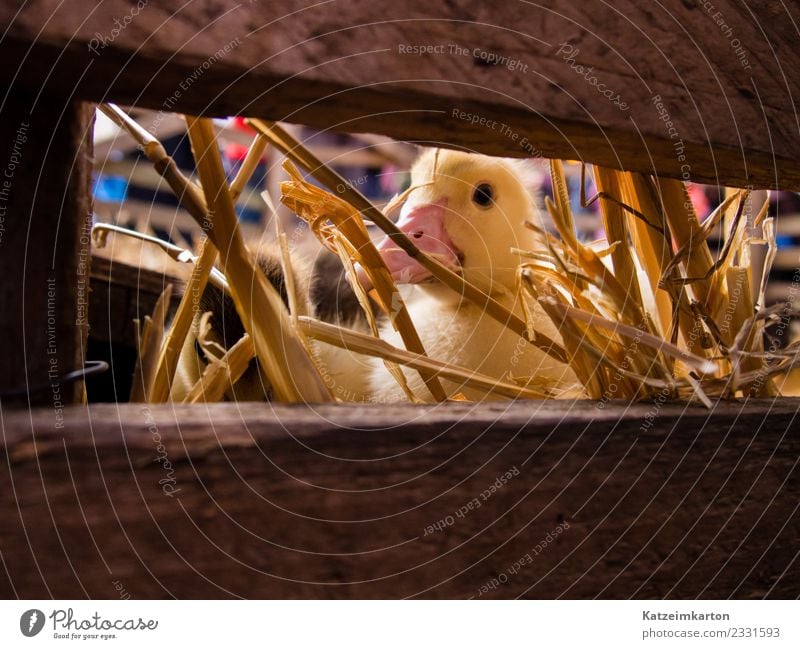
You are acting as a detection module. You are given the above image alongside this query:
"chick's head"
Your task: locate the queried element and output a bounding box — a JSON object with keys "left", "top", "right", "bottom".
{"left": 373, "top": 148, "right": 541, "bottom": 294}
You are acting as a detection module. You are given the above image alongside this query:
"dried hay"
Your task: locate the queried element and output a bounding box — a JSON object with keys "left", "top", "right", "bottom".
{"left": 98, "top": 105, "right": 800, "bottom": 406}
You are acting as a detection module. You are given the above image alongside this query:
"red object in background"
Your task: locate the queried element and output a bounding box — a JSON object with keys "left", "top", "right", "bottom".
{"left": 225, "top": 117, "right": 262, "bottom": 163}
{"left": 688, "top": 183, "right": 711, "bottom": 220}
{"left": 379, "top": 164, "right": 405, "bottom": 195}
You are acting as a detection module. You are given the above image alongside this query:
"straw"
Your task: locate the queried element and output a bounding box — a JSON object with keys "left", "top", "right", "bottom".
{"left": 184, "top": 115, "right": 331, "bottom": 403}
{"left": 245, "top": 118, "right": 569, "bottom": 365}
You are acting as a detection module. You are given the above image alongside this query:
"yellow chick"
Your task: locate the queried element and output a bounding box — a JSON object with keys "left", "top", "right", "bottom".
{"left": 171, "top": 148, "right": 578, "bottom": 403}
{"left": 361, "top": 148, "right": 578, "bottom": 402}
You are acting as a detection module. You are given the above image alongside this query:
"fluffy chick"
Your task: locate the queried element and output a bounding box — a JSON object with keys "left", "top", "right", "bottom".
{"left": 171, "top": 148, "right": 577, "bottom": 404}
{"left": 365, "top": 148, "right": 577, "bottom": 401}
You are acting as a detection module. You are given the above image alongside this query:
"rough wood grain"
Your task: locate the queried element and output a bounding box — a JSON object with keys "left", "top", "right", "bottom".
{"left": 0, "top": 1, "right": 798, "bottom": 189}
{"left": 89, "top": 255, "right": 180, "bottom": 346}
{"left": 1, "top": 400, "right": 798, "bottom": 598}
{"left": 0, "top": 92, "right": 94, "bottom": 405}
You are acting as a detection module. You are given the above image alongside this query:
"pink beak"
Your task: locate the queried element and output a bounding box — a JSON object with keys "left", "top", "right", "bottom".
{"left": 357, "top": 200, "right": 460, "bottom": 289}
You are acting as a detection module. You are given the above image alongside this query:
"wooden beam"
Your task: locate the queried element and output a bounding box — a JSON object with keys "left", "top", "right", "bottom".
{"left": 1, "top": 400, "right": 798, "bottom": 597}
{"left": 88, "top": 255, "right": 179, "bottom": 347}
{"left": 0, "top": 1, "right": 797, "bottom": 190}
{"left": 0, "top": 91, "right": 94, "bottom": 406}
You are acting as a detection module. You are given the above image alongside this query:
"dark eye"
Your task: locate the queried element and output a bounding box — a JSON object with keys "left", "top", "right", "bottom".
{"left": 472, "top": 183, "right": 494, "bottom": 208}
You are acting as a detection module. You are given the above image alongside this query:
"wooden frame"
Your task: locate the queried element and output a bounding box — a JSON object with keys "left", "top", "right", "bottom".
{"left": 1, "top": 1, "right": 799, "bottom": 598}
{"left": 2, "top": 399, "right": 799, "bottom": 598}
{"left": 1, "top": 1, "right": 799, "bottom": 189}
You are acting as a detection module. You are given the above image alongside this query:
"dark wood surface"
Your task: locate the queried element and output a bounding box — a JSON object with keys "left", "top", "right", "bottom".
{"left": 1, "top": 1, "right": 799, "bottom": 601}
{"left": 0, "top": 93, "right": 94, "bottom": 405}
{"left": 85, "top": 256, "right": 182, "bottom": 403}
{"left": 89, "top": 255, "right": 180, "bottom": 346}
{"left": 1, "top": 399, "right": 798, "bottom": 598}
{"left": 0, "top": 1, "right": 798, "bottom": 189}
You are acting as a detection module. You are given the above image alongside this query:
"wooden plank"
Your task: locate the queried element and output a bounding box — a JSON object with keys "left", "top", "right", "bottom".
{"left": 0, "top": 92, "right": 94, "bottom": 406}
{"left": 1, "top": 400, "right": 798, "bottom": 598}
{"left": 0, "top": 1, "right": 798, "bottom": 190}
{"left": 89, "top": 255, "right": 180, "bottom": 346}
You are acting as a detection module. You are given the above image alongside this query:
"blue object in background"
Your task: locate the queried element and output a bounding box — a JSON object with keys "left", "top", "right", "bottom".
{"left": 237, "top": 204, "right": 263, "bottom": 224}
{"left": 93, "top": 174, "right": 128, "bottom": 202}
